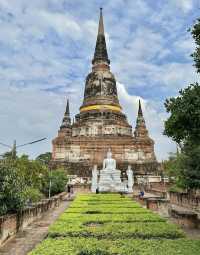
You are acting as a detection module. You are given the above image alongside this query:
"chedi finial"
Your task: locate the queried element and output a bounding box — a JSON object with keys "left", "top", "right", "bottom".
{"left": 92, "top": 7, "right": 110, "bottom": 65}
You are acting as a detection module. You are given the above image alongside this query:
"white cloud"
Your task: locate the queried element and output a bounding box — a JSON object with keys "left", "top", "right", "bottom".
{"left": 117, "top": 83, "right": 176, "bottom": 161}
{"left": 171, "top": 0, "right": 194, "bottom": 13}
{"left": 0, "top": 83, "right": 176, "bottom": 161}
{"left": 39, "top": 11, "right": 82, "bottom": 39}
{"left": 0, "top": 0, "right": 198, "bottom": 162}
{"left": 173, "top": 34, "right": 195, "bottom": 59}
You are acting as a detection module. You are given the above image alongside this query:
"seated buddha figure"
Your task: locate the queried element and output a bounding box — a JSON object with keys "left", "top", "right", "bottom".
{"left": 103, "top": 148, "right": 117, "bottom": 171}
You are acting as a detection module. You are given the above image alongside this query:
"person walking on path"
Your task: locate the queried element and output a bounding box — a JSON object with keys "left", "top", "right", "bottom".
{"left": 67, "top": 184, "right": 71, "bottom": 199}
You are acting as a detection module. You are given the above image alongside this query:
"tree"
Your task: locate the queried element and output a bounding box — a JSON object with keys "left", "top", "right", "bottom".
{"left": 15, "top": 155, "right": 48, "bottom": 190}
{"left": 164, "top": 18, "right": 200, "bottom": 190}
{"left": 0, "top": 162, "right": 27, "bottom": 215}
{"left": 191, "top": 18, "right": 200, "bottom": 73}
{"left": 177, "top": 142, "right": 200, "bottom": 189}
{"left": 163, "top": 152, "right": 179, "bottom": 178}
{"left": 164, "top": 83, "right": 200, "bottom": 146}
{"left": 42, "top": 169, "right": 68, "bottom": 197}
{"left": 36, "top": 152, "right": 52, "bottom": 165}
{"left": 0, "top": 154, "right": 49, "bottom": 215}
{"left": 0, "top": 151, "right": 68, "bottom": 215}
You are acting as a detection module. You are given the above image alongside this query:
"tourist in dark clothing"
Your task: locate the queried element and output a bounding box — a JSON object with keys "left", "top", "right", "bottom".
{"left": 70, "top": 185, "right": 74, "bottom": 194}
{"left": 139, "top": 190, "right": 144, "bottom": 198}
{"left": 67, "top": 185, "right": 71, "bottom": 198}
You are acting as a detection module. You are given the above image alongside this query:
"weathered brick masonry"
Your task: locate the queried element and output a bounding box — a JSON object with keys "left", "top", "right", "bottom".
{"left": 52, "top": 9, "right": 158, "bottom": 175}
{"left": 0, "top": 192, "right": 66, "bottom": 246}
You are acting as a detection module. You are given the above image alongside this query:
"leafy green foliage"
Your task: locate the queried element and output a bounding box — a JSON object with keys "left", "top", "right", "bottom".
{"left": 164, "top": 83, "right": 200, "bottom": 145}
{"left": 28, "top": 194, "right": 200, "bottom": 255}
{"left": 164, "top": 82, "right": 200, "bottom": 189}
{"left": 176, "top": 143, "right": 200, "bottom": 189}
{"left": 0, "top": 162, "right": 27, "bottom": 215}
{"left": 163, "top": 152, "right": 178, "bottom": 174}
{"left": 15, "top": 155, "right": 48, "bottom": 190}
{"left": 0, "top": 154, "right": 66, "bottom": 215}
{"left": 29, "top": 237, "right": 200, "bottom": 255}
{"left": 164, "top": 144, "right": 200, "bottom": 190}
{"left": 49, "top": 221, "right": 183, "bottom": 239}
{"left": 48, "top": 195, "right": 183, "bottom": 239}
{"left": 59, "top": 212, "right": 165, "bottom": 223}
{"left": 23, "top": 187, "right": 44, "bottom": 204}
{"left": 36, "top": 152, "right": 52, "bottom": 165}
{"left": 42, "top": 169, "right": 68, "bottom": 197}
{"left": 164, "top": 18, "right": 200, "bottom": 190}
{"left": 191, "top": 18, "right": 200, "bottom": 73}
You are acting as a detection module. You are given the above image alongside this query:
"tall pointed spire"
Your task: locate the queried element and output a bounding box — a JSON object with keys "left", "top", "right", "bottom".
{"left": 60, "top": 99, "right": 71, "bottom": 129}
{"left": 134, "top": 100, "right": 149, "bottom": 138}
{"left": 80, "top": 8, "right": 121, "bottom": 112}
{"left": 137, "top": 100, "right": 145, "bottom": 124}
{"left": 98, "top": 7, "right": 104, "bottom": 35}
{"left": 66, "top": 99, "right": 70, "bottom": 115}
{"left": 138, "top": 99, "right": 143, "bottom": 116}
{"left": 92, "top": 8, "right": 110, "bottom": 66}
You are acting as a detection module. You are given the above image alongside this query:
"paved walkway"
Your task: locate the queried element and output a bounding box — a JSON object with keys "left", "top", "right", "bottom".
{"left": 0, "top": 199, "right": 71, "bottom": 255}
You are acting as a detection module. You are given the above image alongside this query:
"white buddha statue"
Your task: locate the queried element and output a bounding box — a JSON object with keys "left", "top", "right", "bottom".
{"left": 94, "top": 148, "right": 132, "bottom": 193}
{"left": 126, "top": 165, "right": 133, "bottom": 192}
{"left": 103, "top": 148, "right": 116, "bottom": 171}
{"left": 91, "top": 165, "right": 98, "bottom": 192}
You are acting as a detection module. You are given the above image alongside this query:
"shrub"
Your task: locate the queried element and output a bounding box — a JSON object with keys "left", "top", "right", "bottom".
{"left": 42, "top": 169, "right": 68, "bottom": 197}
{"left": 48, "top": 221, "right": 184, "bottom": 239}
{"left": 29, "top": 237, "right": 200, "bottom": 255}
{"left": 0, "top": 163, "right": 27, "bottom": 215}
{"left": 29, "top": 194, "right": 199, "bottom": 255}
{"left": 23, "top": 187, "right": 44, "bottom": 204}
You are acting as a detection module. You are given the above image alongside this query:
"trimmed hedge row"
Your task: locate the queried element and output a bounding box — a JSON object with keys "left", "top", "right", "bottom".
{"left": 29, "top": 237, "right": 200, "bottom": 255}
{"left": 48, "top": 221, "right": 184, "bottom": 239}
{"left": 57, "top": 212, "right": 166, "bottom": 223}
{"left": 66, "top": 206, "right": 149, "bottom": 214}
{"left": 29, "top": 194, "right": 200, "bottom": 255}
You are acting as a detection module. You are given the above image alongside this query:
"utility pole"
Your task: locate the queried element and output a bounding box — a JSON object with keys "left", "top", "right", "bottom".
{"left": 12, "top": 140, "right": 17, "bottom": 159}
{"left": 48, "top": 167, "right": 52, "bottom": 198}
{"left": 0, "top": 138, "right": 47, "bottom": 159}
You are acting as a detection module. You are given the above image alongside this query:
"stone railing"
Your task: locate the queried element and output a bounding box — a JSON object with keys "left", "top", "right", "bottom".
{"left": 0, "top": 192, "right": 67, "bottom": 246}
{"left": 73, "top": 184, "right": 90, "bottom": 193}
{"left": 134, "top": 190, "right": 200, "bottom": 228}
{"left": 169, "top": 191, "right": 200, "bottom": 213}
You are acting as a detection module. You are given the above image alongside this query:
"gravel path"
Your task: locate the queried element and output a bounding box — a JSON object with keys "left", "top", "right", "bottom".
{"left": 0, "top": 199, "right": 71, "bottom": 255}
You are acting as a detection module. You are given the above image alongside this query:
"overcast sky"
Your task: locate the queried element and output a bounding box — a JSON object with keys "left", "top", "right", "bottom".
{"left": 0, "top": 0, "right": 199, "bottom": 161}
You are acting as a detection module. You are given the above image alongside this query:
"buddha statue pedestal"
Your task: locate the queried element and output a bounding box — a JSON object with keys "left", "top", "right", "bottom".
{"left": 97, "top": 149, "right": 128, "bottom": 193}
{"left": 98, "top": 169, "right": 126, "bottom": 192}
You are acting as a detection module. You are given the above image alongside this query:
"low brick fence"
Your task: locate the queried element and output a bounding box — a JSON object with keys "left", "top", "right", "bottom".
{"left": 145, "top": 188, "right": 167, "bottom": 198}
{"left": 169, "top": 191, "right": 200, "bottom": 213}
{"left": 73, "top": 184, "right": 90, "bottom": 193}
{"left": 145, "top": 183, "right": 170, "bottom": 198}
{"left": 0, "top": 192, "right": 67, "bottom": 246}
{"left": 134, "top": 189, "right": 200, "bottom": 228}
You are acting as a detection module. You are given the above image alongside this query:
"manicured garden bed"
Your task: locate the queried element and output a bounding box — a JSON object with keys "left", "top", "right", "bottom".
{"left": 29, "top": 194, "right": 200, "bottom": 255}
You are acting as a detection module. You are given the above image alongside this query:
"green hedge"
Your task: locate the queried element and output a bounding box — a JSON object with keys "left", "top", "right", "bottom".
{"left": 49, "top": 194, "right": 184, "bottom": 239}
{"left": 66, "top": 206, "right": 149, "bottom": 214}
{"left": 48, "top": 221, "right": 184, "bottom": 239}
{"left": 29, "top": 237, "right": 200, "bottom": 255}
{"left": 29, "top": 194, "right": 199, "bottom": 255}
{"left": 57, "top": 212, "right": 166, "bottom": 223}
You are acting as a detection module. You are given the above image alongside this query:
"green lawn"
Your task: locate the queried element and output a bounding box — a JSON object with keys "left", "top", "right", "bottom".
{"left": 29, "top": 194, "right": 200, "bottom": 255}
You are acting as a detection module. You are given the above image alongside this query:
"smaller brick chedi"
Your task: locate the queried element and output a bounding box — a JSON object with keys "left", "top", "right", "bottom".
{"left": 52, "top": 9, "right": 157, "bottom": 175}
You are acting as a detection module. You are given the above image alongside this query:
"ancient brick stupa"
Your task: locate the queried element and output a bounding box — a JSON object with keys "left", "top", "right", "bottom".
{"left": 52, "top": 9, "right": 157, "bottom": 176}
